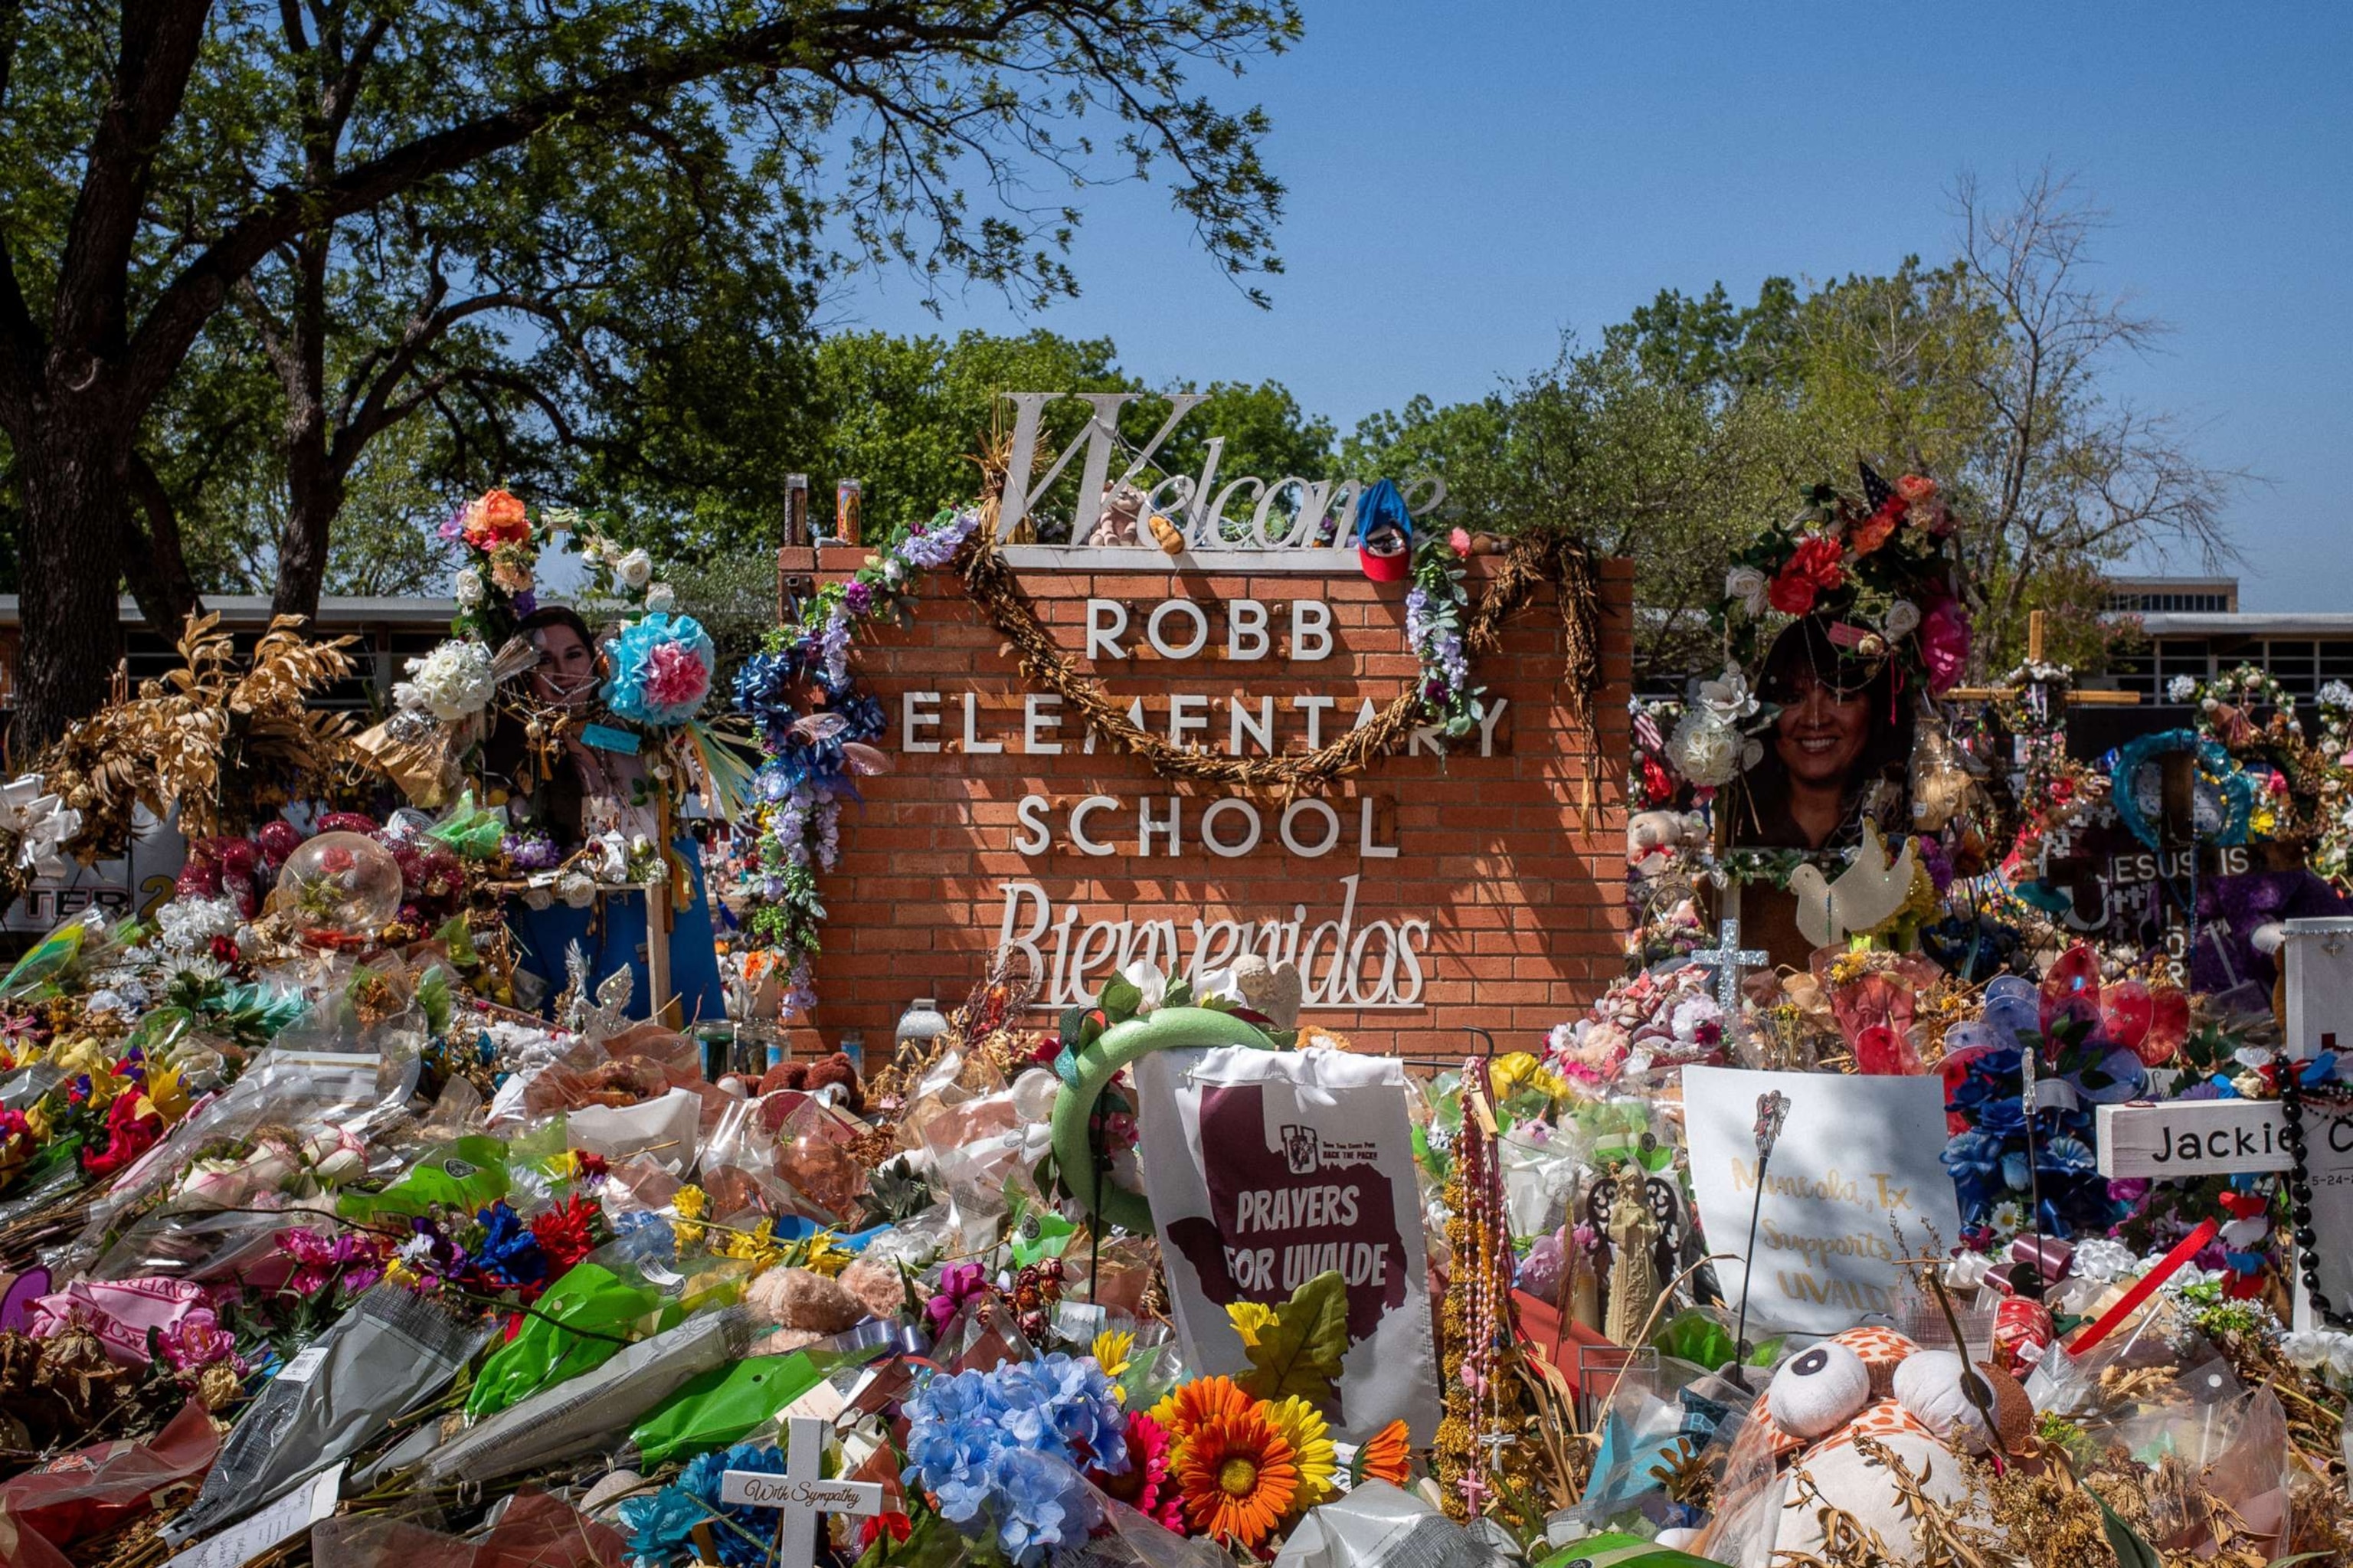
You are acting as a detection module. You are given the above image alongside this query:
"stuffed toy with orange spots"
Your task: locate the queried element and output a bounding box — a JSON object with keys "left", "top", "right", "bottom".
{"left": 1746, "top": 1325, "right": 2034, "bottom": 1561}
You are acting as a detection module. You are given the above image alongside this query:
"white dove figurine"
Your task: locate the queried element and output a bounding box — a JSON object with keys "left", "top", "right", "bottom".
{"left": 1788, "top": 822, "right": 1918, "bottom": 949}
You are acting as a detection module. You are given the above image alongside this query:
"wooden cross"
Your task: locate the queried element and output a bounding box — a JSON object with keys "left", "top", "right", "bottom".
{"left": 1949, "top": 611, "right": 2142, "bottom": 708}
{"left": 719, "top": 1416, "right": 883, "bottom": 1568}
{"left": 1691, "top": 918, "right": 1768, "bottom": 1016}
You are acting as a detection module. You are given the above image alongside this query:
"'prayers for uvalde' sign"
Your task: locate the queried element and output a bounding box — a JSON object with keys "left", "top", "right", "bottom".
{"left": 1682, "top": 1066, "right": 1961, "bottom": 1336}
{"left": 1135, "top": 1046, "right": 1441, "bottom": 1443}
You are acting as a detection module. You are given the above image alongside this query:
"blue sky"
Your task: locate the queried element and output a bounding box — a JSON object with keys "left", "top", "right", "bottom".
{"left": 834, "top": 4, "right": 2351, "bottom": 611}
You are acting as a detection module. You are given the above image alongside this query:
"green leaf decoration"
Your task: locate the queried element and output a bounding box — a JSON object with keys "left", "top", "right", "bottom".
{"left": 415, "top": 964, "right": 455, "bottom": 1039}
{"left": 1099, "top": 974, "right": 1143, "bottom": 1022}
{"left": 1229, "top": 1268, "right": 1350, "bottom": 1410}
{"left": 2094, "top": 1494, "right": 2162, "bottom": 1568}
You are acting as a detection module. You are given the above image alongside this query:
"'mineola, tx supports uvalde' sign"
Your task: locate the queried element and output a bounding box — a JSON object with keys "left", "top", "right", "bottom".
{"left": 784, "top": 393, "right": 1634, "bottom": 1058}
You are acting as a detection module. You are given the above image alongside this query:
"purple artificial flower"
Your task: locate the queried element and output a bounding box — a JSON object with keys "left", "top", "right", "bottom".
{"left": 512, "top": 589, "right": 538, "bottom": 617}
{"left": 843, "top": 581, "right": 875, "bottom": 616}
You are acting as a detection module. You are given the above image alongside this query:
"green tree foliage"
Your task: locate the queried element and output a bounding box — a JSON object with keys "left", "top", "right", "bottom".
{"left": 1350, "top": 174, "right": 2237, "bottom": 683}
{"left": 805, "top": 329, "right": 1334, "bottom": 541}
{"left": 0, "top": 0, "right": 1301, "bottom": 742}
{"left": 1345, "top": 339, "right": 1821, "bottom": 683}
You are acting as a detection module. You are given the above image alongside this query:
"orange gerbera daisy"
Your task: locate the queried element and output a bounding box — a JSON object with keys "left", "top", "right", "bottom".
{"left": 1355, "top": 1418, "right": 1413, "bottom": 1486}
{"left": 1175, "top": 1406, "right": 1298, "bottom": 1547}
{"left": 1149, "top": 1374, "right": 1252, "bottom": 1450}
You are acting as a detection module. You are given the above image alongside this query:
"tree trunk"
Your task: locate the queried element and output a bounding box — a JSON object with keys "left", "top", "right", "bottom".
{"left": 15, "top": 420, "right": 133, "bottom": 749}
{"left": 270, "top": 453, "right": 342, "bottom": 624}
{"left": 267, "top": 233, "right": 338, "bottom": 626}
{"left": 123, "top": 451, "right": 205, "bottom": 639}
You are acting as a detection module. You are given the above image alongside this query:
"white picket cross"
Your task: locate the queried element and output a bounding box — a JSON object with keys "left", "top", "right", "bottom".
{"left": 718, "top": 1416, "right": 883, "bottom": 1568}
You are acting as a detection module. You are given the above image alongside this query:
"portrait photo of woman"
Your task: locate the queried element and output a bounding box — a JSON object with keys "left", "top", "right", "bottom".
{"left": 483, "top": 607, "right": 725, "bottom": 1025}
{"left": 1733, "top": 617, "right": 1915, "bottom": 851}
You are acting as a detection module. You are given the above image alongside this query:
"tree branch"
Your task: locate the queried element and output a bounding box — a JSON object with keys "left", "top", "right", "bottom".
{"left": 51, "top": 0, "right": 212, "bottom": 371}
{"left": 121, "top": 2, "right": 1068, "bottom": 411}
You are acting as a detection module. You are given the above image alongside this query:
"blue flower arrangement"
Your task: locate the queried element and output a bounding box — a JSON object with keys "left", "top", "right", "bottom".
{"left": 730, "top": 506, "right": 981, "bottom": 1012}
{"left": 603, "top": 612, "right": 718, "bottom": 728}
{"left": 469, "top": 1199, "right": 548, "bottom": 1289}
{"left": 1942, "top": 1041, "right": 2121, "bottom": 1240}
{"left": 620, "top": 1441, "right": 785, "bottom": 1566}
{"left": 900, "top": 1353, "right": 1126, "bottom": 1566}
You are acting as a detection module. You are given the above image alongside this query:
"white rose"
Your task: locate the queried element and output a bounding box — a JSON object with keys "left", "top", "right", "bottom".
{"left": 453, "top": 568, "right": 486, "bottom": 607}
{"left": 1692, "top": 668, "right": 1758, "bottom": 723}
{"left": 1667, "top": 711, "right": 1743, "bottom": 786}
{"left": 557, "top": 871, "right": 597, "bottom": 908}
{"left": 644, "top": 581, "right": 676, "bottom": 613}
{"left": 1883, "top": 598, "right": 1920, "bottom": 639}
{"left": 617, "top": 548, "right": 654, "bottom": 589}
{"left": 1724, "top": 565, "right": 1769, "bottom": 617}
{"left": 397, "top": 639, "right": 496, "bottom": 722}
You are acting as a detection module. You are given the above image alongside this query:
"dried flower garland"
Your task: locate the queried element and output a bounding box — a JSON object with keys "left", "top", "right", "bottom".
{"left": 957, "top": 525, "right": 1604, "bottom": 794}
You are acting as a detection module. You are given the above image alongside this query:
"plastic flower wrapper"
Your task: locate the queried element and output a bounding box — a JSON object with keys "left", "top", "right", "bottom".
{"left": 164, "top": 1283, "right": 489, "bottom": 1545}
{"left": 0, "top": 1398, "right": 220, "bottom": 1564}
{"left": 466, "top": 1256, "right": 671, "bottom": 1418}
{"left": 309, "top": 1488, "right": 627, "bottom": 1568}
{"left": 1270, "top": 1478, "right": 1499, "bottom": 1568}
{"left": 58, "top": 1043, "right": 415, "bottom": 1276}
{"left": 631, "top": 1341, "right": 884, "bottom": 1466}
{"left": 335, "top": 1132, "right": 514, "bottom": 1223}
{"left": 407, "top": 1302, "right": 755, "bottom": 1485}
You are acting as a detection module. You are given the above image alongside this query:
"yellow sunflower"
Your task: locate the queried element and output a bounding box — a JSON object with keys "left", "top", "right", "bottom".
{"left": 1264, "top": 1396, "right": 1337, "bottom": 1513}
{"left": 1174, "top": 1406, "right": 1298, "bottom": 1547}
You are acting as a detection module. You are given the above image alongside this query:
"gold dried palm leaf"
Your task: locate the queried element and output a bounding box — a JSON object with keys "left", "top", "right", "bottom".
{"left": 35, "top": 613, "right": 359, "bottom": 850}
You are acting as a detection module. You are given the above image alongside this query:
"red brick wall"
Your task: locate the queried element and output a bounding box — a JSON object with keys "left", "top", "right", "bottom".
{"left": 781, "top": 546, "right": 1631, "bottom": 1060}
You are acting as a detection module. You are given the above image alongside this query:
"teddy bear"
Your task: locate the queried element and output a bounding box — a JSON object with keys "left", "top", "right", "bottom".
{"left": 1730, "top": 1325, "right": 2034, "bottom": 1563}
{"left": 1627, "top": 809, "right": 1709, "bottom": 878}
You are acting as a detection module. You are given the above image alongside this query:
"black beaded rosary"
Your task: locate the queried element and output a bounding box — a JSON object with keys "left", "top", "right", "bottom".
{"left": 2276, "top": 1062, "right": 2353, "bottom": 1330}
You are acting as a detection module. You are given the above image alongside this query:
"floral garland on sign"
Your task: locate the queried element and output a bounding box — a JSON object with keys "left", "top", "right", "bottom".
{"left": 2313, "top": 683, "right": 2353, "bottom": 889}
{"left": 959, "top": 523, "right": 1603, "bottom": 790}
{"left": 2181, "top": 663, "right": 2306, "bottom": 752}
{"left": 731, "top": 507, "right": 981, "bottom": 1012}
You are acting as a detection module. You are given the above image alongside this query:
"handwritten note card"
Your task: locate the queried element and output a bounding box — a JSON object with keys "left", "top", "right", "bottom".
{"left": 1683, "top": 1066, "right": 1960, "bottom": 1336}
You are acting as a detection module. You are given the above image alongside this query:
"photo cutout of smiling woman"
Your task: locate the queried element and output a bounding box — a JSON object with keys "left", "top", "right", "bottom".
{"left": 1733, "top": 617, "right": 1914, "bottom": 850}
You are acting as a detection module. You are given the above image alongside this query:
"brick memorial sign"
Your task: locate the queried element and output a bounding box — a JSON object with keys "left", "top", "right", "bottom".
{"left": 778, "top": 543, "right": 1631, "bottom": 1058}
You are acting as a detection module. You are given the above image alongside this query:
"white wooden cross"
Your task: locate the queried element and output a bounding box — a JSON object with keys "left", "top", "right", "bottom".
{"left": 719, "top": 1416, "right": 882, "bottom": 1568}
{"left": 1692, "top": 918, "right": 1768, "bottom": 1016}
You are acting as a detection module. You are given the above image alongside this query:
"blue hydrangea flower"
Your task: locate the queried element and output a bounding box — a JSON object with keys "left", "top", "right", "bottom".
{"left": 899, "top": 1354, "right": 1127, "bottom": 1563}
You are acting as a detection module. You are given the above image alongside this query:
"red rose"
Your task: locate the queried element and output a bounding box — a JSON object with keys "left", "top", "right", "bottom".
{"left": 1768, "top": 536, "right": 1845, "bottom": 615}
